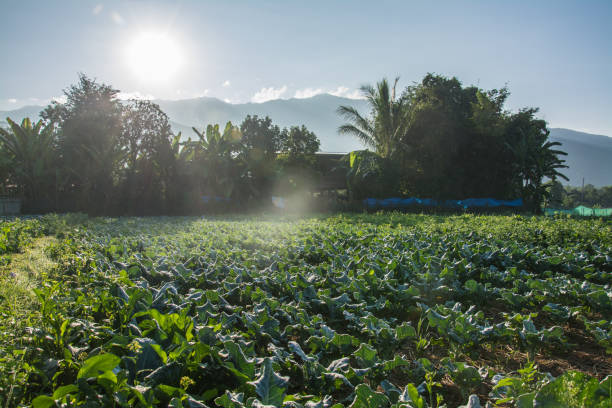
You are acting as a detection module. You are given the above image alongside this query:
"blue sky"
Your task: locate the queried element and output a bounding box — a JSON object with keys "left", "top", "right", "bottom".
{"left": 1, "top": 0, "right": 611, "bottom": 135}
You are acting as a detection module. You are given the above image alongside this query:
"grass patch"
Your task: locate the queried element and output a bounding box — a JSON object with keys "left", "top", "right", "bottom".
{"left": 0, "top": 236, "right": 57, "bottom": 408}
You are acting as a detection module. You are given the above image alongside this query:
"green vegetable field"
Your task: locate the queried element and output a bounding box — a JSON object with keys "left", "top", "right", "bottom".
{"left": 1, "top": 214, "right": 611, "bottom": 407}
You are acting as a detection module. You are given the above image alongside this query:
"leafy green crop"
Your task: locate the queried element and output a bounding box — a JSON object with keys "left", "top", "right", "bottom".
{"left": 1, "top": 214, "right": 610, "bottom": 407}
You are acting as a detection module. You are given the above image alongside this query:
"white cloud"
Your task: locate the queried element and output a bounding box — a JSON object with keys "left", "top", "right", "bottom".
{"left": 294, "top": 87, "right": 324, "bottom": 99}
{"left": 222, "top": 80, "right": 231, "bottom": 87}
{"left": 111, "top": 11, "right": 125, "bottom": 25}
{"left": 223, "top": 98, "right": 231, "bottom": 103}
{"left": 329, "top": 86, "right": 364, "bottom": 99}
{"left": 251, "top": 85, "right": 288, "bottom": 103}
{"left": 117, "top": 91, "right": 155, "bottom": 101}
{"left": 7, "top": 98, "right": 17, "bottom": 104}
{"left": 92, "top": 4, "right": 103, "bottom": 15}
{"left": 52, "top": 95, "right": 67, "bottom": 104}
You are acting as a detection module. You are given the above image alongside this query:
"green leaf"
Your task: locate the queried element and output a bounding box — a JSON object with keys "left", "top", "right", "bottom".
{"left": 599, "top": 376, "right": 611, "bottom": 398}
{"left": 215, "top": 391, "right": 245, "bottom": 408}
{"left": 52, "top": 384, "right": 79, "bottom": 400}
{"left": 150, "top": 343, "right": 169, "bottom": 364}
{"left": 144, "top": 362, "right": 183, "bottom": 386}
{"left": 395, "top": 322, "right": 416, "bottom": 341}
{"left": 155, "top": 384, "right": 185, "bottom": 399}
{"left": 77, "top": 353, "right": 121, "bottom": 379}
{"left": 383, "top": 355, "right": 411, "bottom": 371}
{"left": 534, "top": 371, "right": 604, "bottom": 407}
{"left": 97, "top": 370, "right": 118, "bottom": 388}
{"left": 350, "top": 384, "right": 390, "bottom": 408}
{"left": 399, "top": 383, "right": 424, "bottom": 408}
{"left": 324, "top": 372, "right": 354, "bottom": 391}
{"left": 288, "top": 340, "right": 315, "bottom": 363}
{"left": 380, "top": 380, "right": 401, "bottom": 403}
{"left": 31, "top": 395, "right": 56, "bottom": 408}
{"left": 215, "top": 391, "right": 246, "bottom": 408}
{"left": 522, "top": 320, "right": 537, "bottom": 334}
{"left": 129, "top": 384, "right": 154, "bottom": 407}
{"left": 331, "top": 333, "right": 359, "bottom": 353}
{"left": 516, "top": 392, "right": 535, "bottom": 408}
{"left": 248, "top": 358, "right": 289, "bottom": 406}
{"left": 223, "top": 341, "right": 255, "bottom": 380}
{"left": 352, "top": 343, "right": 378, "bottom": 368}
{"left": 464, "top": 279, "right": 479, "bottom": 292}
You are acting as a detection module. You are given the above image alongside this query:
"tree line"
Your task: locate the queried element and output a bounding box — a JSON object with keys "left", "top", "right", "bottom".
{"left": 1, "top": 73, "right": 569, "bottom": 215}
{"left": 546, "top": 181, "right": 612, "bottom": 209}
{"left": 338, "top": 74, "right": 568, "bottom": 212}
{"left": 0, "top": 75, "right": 320, "bottom": 214}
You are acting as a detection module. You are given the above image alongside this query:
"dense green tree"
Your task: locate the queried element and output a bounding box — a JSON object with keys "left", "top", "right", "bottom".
{"left": 279, "top": 125, "right": 320, "bottom": 162}
{"left": 545, "top": 180, "right": 566, "bottom": 208}
{"left": 400, "top": 74, "right": 519, "bottom": 199}
{"left": 164, "top": 132, "right": 202, "bottom": 214}
{"left": 562, "top": 184, "right": 612, "bottom": 208}
{"left": 0, "top": 118, "right": 57, "bottom": 211}
{"left": 0, "top": 72, "right": 573, "bottom": 215}
{"left": 459, "top": 88, "right": 515, "bottom": 198}
{"left": 119, "top": 100, "right": 175, "bottom": 214}
{"left": 239, "top": 115, "right": 281, "bottom": 159}
{"left": 239, "top": 115, "right": 281, "bottom": 197}
{"left": 41, "top": 74, "right": 123, "bottom": 214}
{"left": 338, "top": 73, "right": 568, "bottom": 212}
{"left": 275, "top": 125, "right": 321, "bottom": 194}
{"left": 120, "top": 100, "right": 173, "bottom": 169}
{"left": 0, "top": 143, "right": 12, "bottom": 195}
{"left": 401, "top": 75, "right": 478, "bottom": 197}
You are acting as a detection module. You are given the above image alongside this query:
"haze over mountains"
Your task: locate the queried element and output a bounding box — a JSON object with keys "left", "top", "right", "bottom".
{"left": 2, "top": 95, "right": 611, "bottom": 187}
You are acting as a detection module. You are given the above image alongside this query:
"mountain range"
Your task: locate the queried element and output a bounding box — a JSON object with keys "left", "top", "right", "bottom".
{"left": 2, "top": 95, "right": 610, "bottom": 187}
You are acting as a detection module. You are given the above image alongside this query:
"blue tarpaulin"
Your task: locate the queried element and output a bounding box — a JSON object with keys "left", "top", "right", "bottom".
{"left": 364, "top": 197, "right": 523, "bottom": 209}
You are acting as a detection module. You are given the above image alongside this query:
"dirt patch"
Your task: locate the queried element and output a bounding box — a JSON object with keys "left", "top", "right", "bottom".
{"left": 468, "top": 338, "right": 610, "bottom": 381}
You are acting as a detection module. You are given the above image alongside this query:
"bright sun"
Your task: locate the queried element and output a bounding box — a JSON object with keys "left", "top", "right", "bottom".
{"left": 126, "top": 32, "right": 182, "bottom": 82}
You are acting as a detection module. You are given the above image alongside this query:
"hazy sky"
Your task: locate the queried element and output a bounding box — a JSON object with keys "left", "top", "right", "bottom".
{"left": 1, "top": 0, "right": 611, "bottom": 135}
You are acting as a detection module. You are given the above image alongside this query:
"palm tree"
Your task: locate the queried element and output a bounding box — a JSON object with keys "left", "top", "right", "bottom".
{"left": 507, "top": 127, "right": 569, "bottom": 212}
{"left": 337, "top": 77, "right": 410, "bottom": 159}
{"left": 0, "top": 117, "right": 57, "bottom": 209}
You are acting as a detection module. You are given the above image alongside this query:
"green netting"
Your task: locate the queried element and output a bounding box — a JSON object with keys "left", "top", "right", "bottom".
{"left": 545, "top": 206, "right": 612, "bottom": 217}
{"left": 574, "top": 206, "right": 594, "bottom": 216}
{"left": 593, "top": 208, "right": 612, "bottom": 216}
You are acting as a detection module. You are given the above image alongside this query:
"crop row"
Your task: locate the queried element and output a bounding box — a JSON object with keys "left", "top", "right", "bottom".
{"left": 1, "top": 214, "right": 610, "bottom": 407}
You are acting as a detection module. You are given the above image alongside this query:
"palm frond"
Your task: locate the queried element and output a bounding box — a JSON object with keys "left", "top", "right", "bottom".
{"left": 337, "top": 105, "right": 374, "bottom": 135}
{"left": 338, "top": 124, "right": 376, "bottom": 148}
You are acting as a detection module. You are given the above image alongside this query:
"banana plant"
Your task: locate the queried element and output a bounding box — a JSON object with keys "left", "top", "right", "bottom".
{"left": 190, "top": 122, "right": 243, "bottom": 199}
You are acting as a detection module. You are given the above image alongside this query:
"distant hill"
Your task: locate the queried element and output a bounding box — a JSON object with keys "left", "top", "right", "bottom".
{"left": 155, "top": 94, "right": 370, "bottom": 153}
{"left": 2, "top": 96, "right": 610, "bottom": 186}
{"left": 0, "top": 105, "right": 45, "bottom": 125}
{"left": 548, "top": 128, "right": 612, "bottom": 187}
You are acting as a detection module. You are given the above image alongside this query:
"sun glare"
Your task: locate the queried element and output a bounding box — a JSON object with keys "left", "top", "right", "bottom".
{"left": 126, "top": 32, "right": 182, "bottom": 82}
